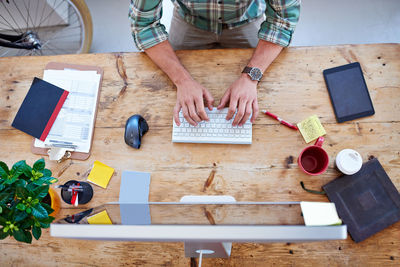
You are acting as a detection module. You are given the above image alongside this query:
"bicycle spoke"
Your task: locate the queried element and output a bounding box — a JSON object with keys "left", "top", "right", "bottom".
{"left": 39, "top": 25, "right": 73, "bottom": 49}
{"left": 35, "top": 0, "right": 49, "bottom": 33}
{"left": 21, "top": 0, "right": 36, "bottom": 31}
{"left": 0, "top": 13, "right": 21, "bottom": 34}
{"left": 46, "top": 43, "right": 78, "bottom": 53}
{"left": 40, "top": 2, "right": 79, "bottom": 35}
{"left": 0, "top": 48, "right": 13, "bottom": 57}
{"left": 42, "top": 45, "right": 59, "bottom": 55}
{"left": 1, "top": 1, "right": 24, "bottom": 34}
{"left": 37, "top": 0, "right": 65, "bottom": 30}
{"left": 11, "top": 0, "right": 29, "bottom": 31}
{"left": 30, "top": 0, "right": 47, "bottom": 33}
{"left": 45, "top": 34, "right": 82, "bottom": 41}
{"left": 34, "top": 0, "right": 41, "bottom": 30}
{"left": 20, "top": 48, "right": 34, "bottom": 57}
{"left": 16, "top": 48, "right": 26, "bottom": 57}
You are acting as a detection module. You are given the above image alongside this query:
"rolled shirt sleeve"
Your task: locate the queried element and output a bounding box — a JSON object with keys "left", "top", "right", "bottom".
{"left": 129, "top": 0, "right": 169, "bottom": 51}
{"left": 258, "top": 0, "right": 301, "bottom": 47}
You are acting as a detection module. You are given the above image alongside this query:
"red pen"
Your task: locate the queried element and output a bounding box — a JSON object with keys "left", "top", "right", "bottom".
{"left": 262, "top": 110, "right": 298, "bottom": 130}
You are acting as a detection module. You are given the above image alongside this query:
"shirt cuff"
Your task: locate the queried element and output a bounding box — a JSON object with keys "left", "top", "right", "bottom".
{"left": 132, "top": 24, "right": 169, "bottom": 51}
{"left": 258, "top": 21, "right": 293, "bottom": 47}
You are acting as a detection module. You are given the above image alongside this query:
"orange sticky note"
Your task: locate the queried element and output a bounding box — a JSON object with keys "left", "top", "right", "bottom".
{"left": 87, "top": 160, "right": 114, "bottom": 189}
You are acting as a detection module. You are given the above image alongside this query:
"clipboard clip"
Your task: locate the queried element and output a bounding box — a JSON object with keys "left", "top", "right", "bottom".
{"left": 47, "top": 145, "right": 75, "bottom": 163}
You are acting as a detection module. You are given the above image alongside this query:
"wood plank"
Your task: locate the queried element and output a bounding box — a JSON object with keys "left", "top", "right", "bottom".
{"left": 1, "top": 44, "right": 399, "bottom": 131}
{"left": 0, "top": 44, "right": 399, "bottom": 266}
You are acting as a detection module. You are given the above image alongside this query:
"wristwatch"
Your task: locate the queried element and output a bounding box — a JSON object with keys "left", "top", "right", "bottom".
{"left": 242, "top": 66, "right": 263, "bottom": 81}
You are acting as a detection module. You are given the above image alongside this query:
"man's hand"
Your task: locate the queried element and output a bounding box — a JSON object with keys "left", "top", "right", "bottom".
{"left": 217, "top": 74, "right": 259, "bottom": 126}
{"left": 174, "top": 79, "right": 214, "bottom": 126}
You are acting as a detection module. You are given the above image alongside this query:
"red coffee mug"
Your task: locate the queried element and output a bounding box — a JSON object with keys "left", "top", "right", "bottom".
{"left": 298, "top": 137, "right": 329, "bottom": 175}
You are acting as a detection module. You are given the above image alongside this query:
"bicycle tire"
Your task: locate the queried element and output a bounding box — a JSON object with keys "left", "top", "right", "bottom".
{"left": 70, "top": 0, "right": 92, "bottom": 53}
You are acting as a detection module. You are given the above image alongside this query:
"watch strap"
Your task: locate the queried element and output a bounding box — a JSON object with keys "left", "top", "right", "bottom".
{"left": 242, "top": 66, "right": 252, "bottom": 74}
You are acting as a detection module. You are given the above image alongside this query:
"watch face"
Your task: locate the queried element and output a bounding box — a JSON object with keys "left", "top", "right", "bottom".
{"left": 249, "top": 68, "right": 262, "bottom": 81}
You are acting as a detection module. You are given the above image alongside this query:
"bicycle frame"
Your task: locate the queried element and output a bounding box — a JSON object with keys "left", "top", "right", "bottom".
{"left": 0, "top": 32, "right": 40, "bottom": 50}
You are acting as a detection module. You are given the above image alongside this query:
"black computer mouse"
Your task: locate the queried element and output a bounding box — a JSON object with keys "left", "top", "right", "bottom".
{"left": 124, "top": 115, "right": 149, "bottom": 149}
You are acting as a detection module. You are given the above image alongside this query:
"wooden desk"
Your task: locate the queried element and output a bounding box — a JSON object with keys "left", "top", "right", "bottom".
{"left": 0, "top": 44, "right": 399, "bottom": 266}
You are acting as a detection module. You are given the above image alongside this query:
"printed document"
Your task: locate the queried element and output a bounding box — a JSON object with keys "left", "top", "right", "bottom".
{"left": 34, "top": 69, "right": 100, "bottom": 153}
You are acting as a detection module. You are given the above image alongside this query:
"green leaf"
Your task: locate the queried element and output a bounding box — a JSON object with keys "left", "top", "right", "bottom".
{"left": 14, "top": 210, "right": 28, "bottom": 222}
{"left": 26, "top": 183, "right": 36, "bottom": 191}
{"left": 41, "top": 169, "right": 52, "bottom": 177}
{"left": 0, "top": 228, "right": 9, "bottom": 239}
{"left": 24, "top": 230, "right": 32, "bottom": 243}
{"left": 31, "top": 204, "right": 48, "bottom": 219}
{"left": 32, "top": 226, "right": 41, "bottom": 240}
{"left": 14, "top": 179, "right": 26, "bottom": 187}
{"left": 10, "top": 160, "right": 26, "bottom": 178}
{"left": 0, "top": 216, "right": 6, "bottom": 225}
{"left": 13, "top": 228, "right": 28, "bottom": 243}
{"left": 0, "top": 161, "right": 9, "bottom": 179}
{"left": 32, "top": 178, "right": 46, "bottom": 185}
{"left": 0, "top": 184, "right": 4, "bottom": 191}
{"left": 39, "top": 222, "right": 50, "bottom": 228}
{"left": 32, "top": 185, "right": 49, "bottom": 199}
{"left": 0, "top": 192, "right": 12, "bottom": 205}
{"left": 41, "top": 202, "right": 54, "bottom": 214}
{"left": 4, "top": 176, "right": 17, "bottom": 184}
{"left": 21, "top": 218, "right": 34, "bottom": 229}
{"left": 16, "top": 203, "right": 26, "bottom": 211}
{"left": 22, "top": 164, "right": 32, "bottom": 178}
{"left": 33, "top": 159, "right": 45, "bottom": 171}
{"left": 26, "top": 207, "right": 31, "bottom": 214}
{"left": 39, "top": 216, "right": 55, "bottom": 224}
{"left": 0, "top": 206, "right": 2, "bottom": 213}
{"left": 16, "top": 186, "right": 29, "bottom": 199}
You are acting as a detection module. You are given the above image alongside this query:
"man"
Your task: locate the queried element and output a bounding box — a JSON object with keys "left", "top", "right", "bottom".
{"left": 129, "top": 0, "right": 300, "bottom": 127}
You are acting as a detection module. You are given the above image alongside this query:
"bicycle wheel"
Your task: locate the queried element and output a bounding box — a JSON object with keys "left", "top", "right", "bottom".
{"left": 0, "top": 0, "right": 93, "bottom": 57}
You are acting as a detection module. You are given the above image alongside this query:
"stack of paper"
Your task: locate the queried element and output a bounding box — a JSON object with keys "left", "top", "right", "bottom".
{"left": 34, "top": 69, "right": 101, "bottom": 153}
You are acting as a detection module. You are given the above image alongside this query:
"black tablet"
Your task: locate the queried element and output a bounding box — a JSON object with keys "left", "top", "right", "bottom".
{"left": 323, "top": 62, "right": 375, "bottom": 123}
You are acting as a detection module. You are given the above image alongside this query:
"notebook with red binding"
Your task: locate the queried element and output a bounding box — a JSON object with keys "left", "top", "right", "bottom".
{"left": 12, "top": 77, "right": 69, "bottom": 141}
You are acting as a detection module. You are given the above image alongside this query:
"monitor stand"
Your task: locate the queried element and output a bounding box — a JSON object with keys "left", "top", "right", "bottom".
{"left": 179, "top": 195, "right": 237, "bottom": 259}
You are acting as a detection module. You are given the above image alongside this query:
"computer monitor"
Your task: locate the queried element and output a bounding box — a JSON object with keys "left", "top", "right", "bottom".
{"left": 51, "top": 202, "right": 347, "bottom": 258}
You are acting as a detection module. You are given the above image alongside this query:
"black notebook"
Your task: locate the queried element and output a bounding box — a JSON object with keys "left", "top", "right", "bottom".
{"left": 323, "top": 158, "right": 400, "bottom": 243}
{"left": 12, "top": 77, "right": 69, "bottom": 141}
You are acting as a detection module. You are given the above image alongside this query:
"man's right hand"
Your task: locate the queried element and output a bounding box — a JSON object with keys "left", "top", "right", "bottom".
{"left": 174, "top": 79, "right": 214, "bottom": 126}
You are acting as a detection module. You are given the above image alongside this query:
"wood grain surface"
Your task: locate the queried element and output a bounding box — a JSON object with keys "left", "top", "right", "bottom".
{"left": 0, "top": 44, "right": 399, "bottom": 266}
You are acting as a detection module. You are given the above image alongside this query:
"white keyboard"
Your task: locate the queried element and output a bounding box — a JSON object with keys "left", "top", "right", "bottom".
{"left": 172, "top": 108, "right": 252, "bottom": 144}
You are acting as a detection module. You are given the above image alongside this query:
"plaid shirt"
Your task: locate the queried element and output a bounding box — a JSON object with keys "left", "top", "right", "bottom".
{"left": 129, "top": 0, "right": 300, "bottom": 51}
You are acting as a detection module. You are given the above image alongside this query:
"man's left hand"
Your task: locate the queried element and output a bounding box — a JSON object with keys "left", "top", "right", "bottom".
{"left": 217, "top": 74, "right": 259, "bottom": 126}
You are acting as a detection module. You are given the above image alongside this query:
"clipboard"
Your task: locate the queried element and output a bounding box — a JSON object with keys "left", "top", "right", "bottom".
{"left": 31, "top": 62, "right": 103, "bottom": 161}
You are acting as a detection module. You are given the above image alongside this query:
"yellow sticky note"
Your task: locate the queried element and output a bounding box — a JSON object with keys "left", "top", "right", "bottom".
{"left": 87, "top": 210, "right": 112, "bottom": 225}
{"left": 297, "top": 115, "right": 326, "bottom": 143}
{"left": 87, "top": 160, "right": 114, "bottom": 189}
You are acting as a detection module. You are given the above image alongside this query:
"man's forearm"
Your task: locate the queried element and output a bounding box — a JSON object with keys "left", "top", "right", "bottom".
{"left": 246, "top": 40, "right": 283, "bottom": 73}
{"left": 144, "top": 40, "right": 192, "bottom": 86}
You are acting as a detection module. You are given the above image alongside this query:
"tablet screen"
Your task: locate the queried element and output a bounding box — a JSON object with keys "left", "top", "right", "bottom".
{"left": 323, "top": 62, "right": 374, "bottom": 122}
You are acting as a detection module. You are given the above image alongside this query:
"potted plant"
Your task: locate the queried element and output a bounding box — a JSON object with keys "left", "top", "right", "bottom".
{"left": 0, "top": 159, "right": 58, "bottom": 243}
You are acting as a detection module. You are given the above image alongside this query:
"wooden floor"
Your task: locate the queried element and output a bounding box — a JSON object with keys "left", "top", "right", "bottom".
{"left": 0, "top": 44, "right": 399, "bottom": 266}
